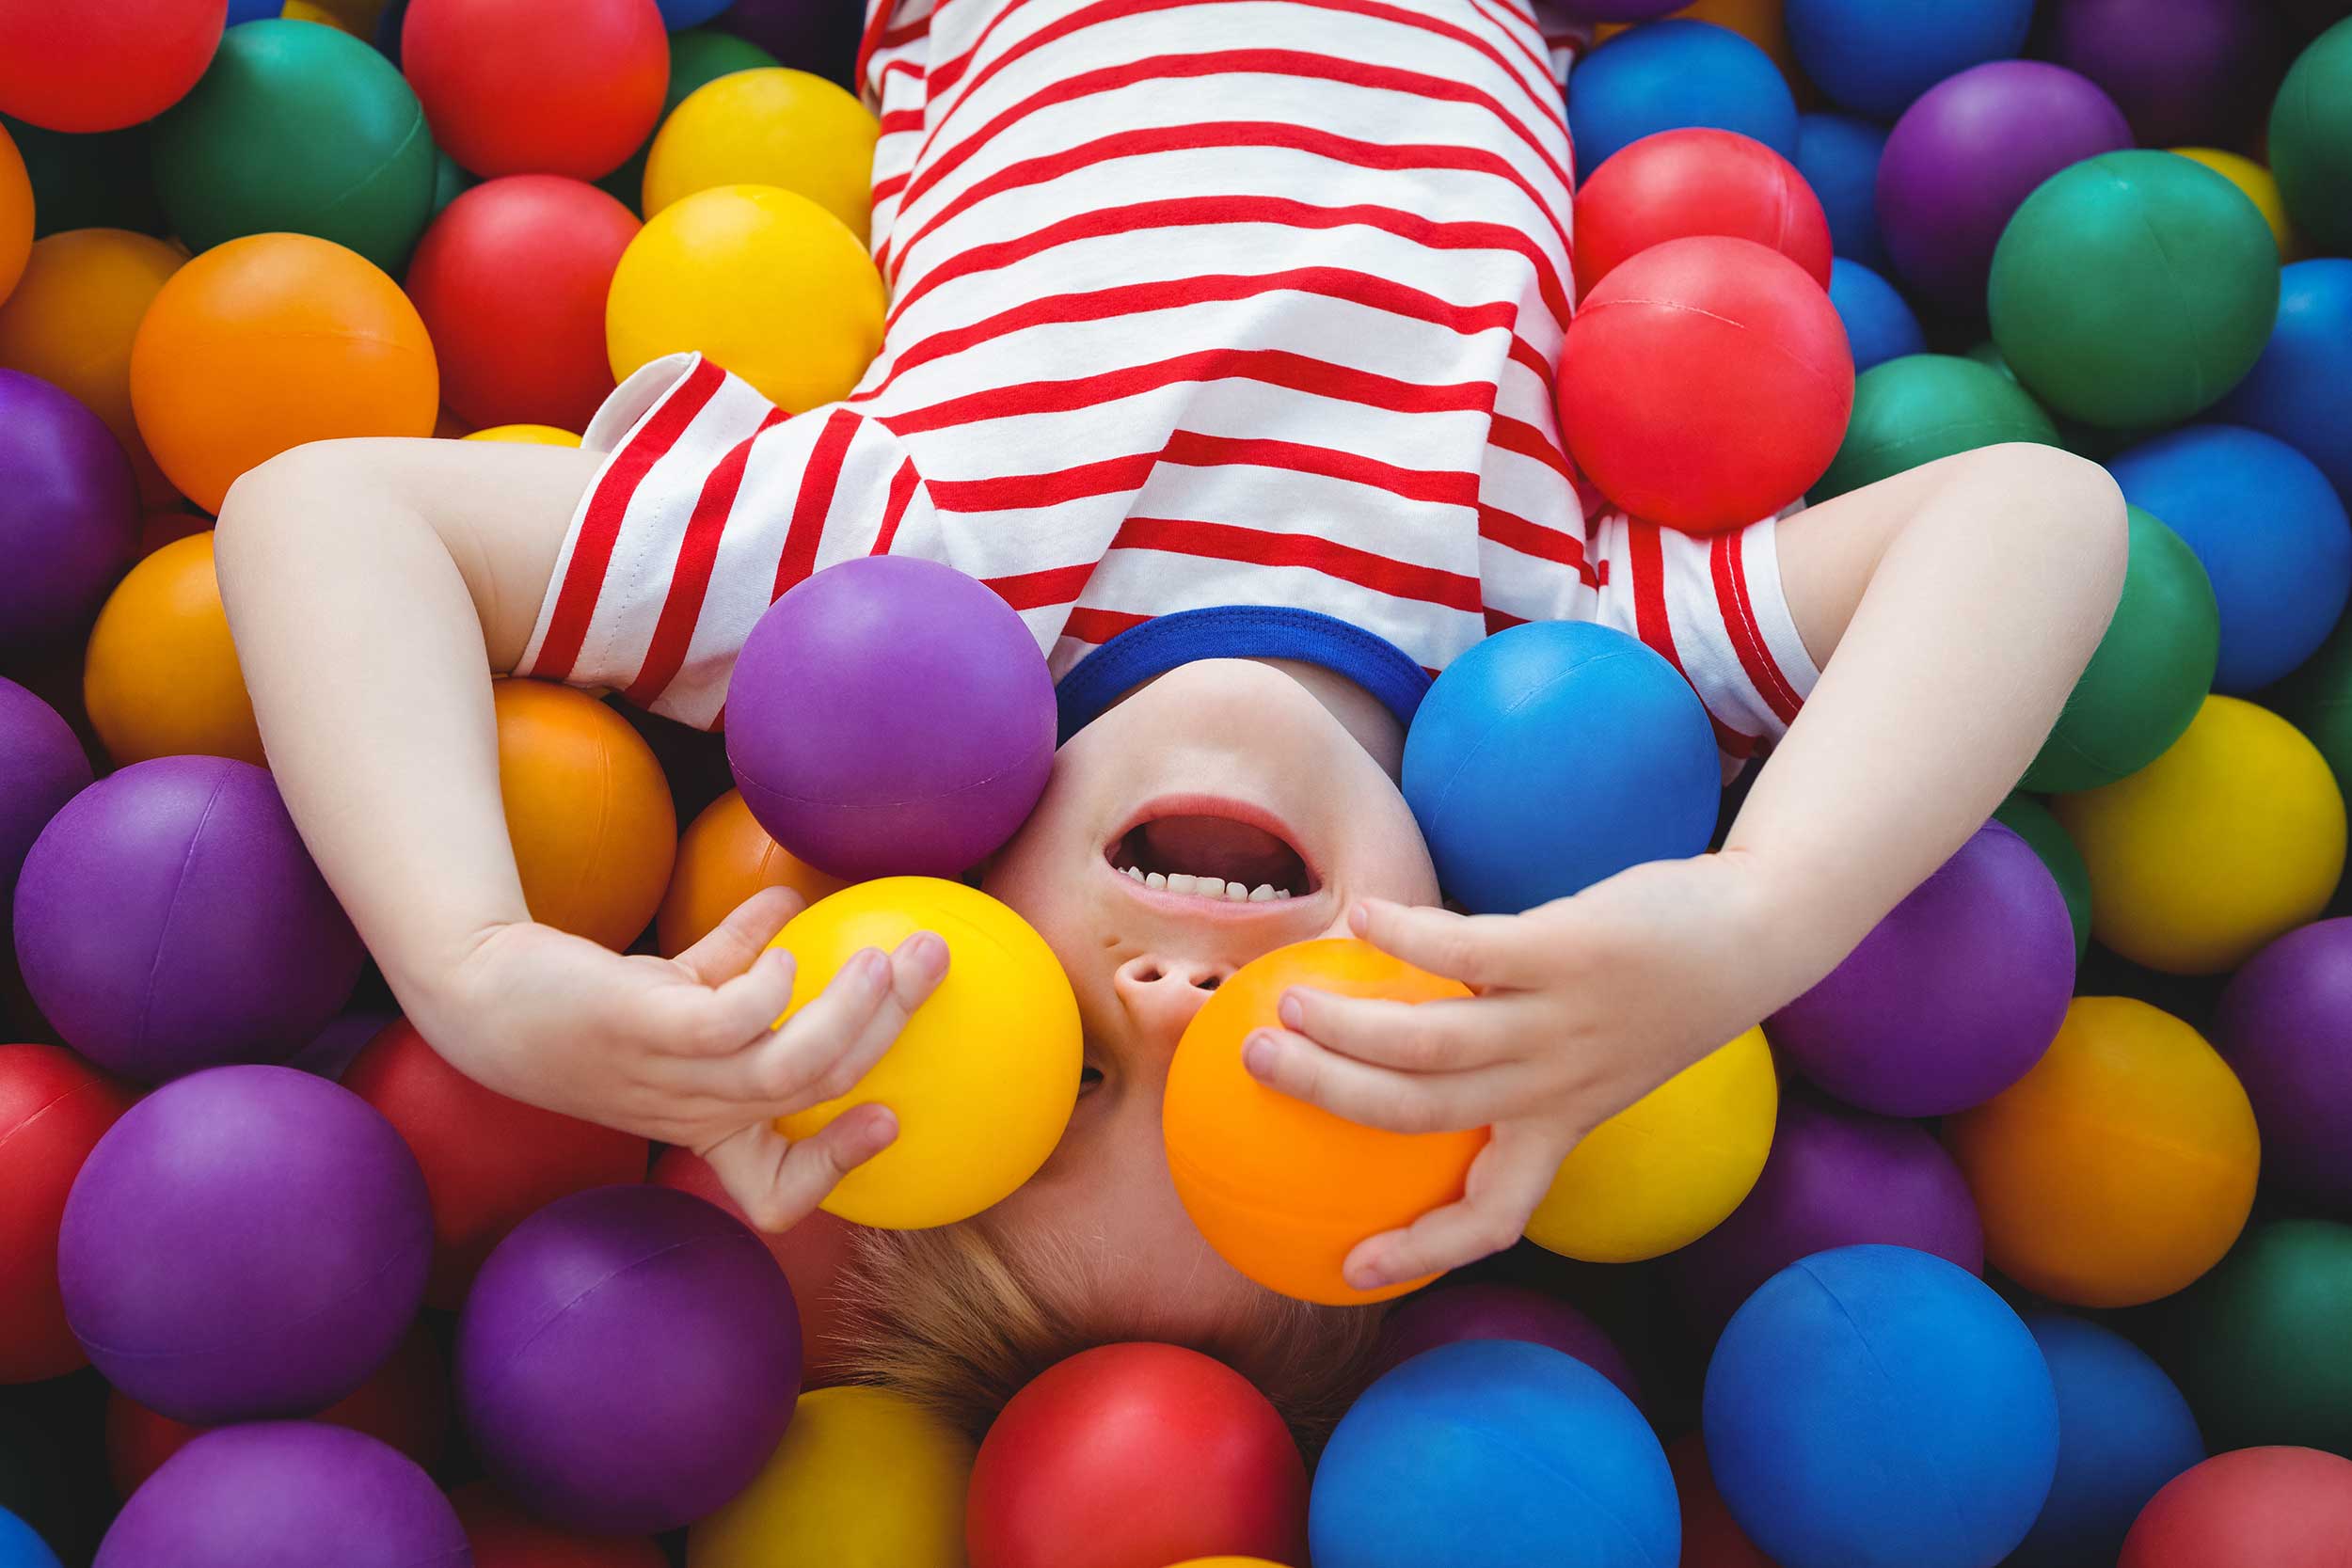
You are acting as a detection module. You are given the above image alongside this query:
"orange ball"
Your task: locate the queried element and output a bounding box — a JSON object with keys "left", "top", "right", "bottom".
{"left": 130, "top": 232, "right": 438, "bottom": 513}
{"left": 1164, "top": 939, "right": 1485, "bottom": 1306}
{"left": 1945, "top": 995, "right": 2260, "bottom": 1308}
{"left": 83, "top": 531, "right": 262, "bottom": 768}
{"left": 658, "top": 787, "right": 847, "bottom": 958}
{"left": 0, "top": 229, "right": 185, "bottom": 505}
{"left": 493, "top": 679, "right": 676, "bottom": 950}
{"left": 0, "top": 121, "right": 28, "bottom": 307}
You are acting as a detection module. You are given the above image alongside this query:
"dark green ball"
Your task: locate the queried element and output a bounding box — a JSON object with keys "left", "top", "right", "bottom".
{"left": 1989, "top": 150, "right": 2280, "bottom": 431}
{"left": 2164, "top": 1218, "right": 2352, "bottom": 1457}
{"left": 1993, "top": 793, "right": 2091, "bottom": 960}
{"left": 1811, "top": 353, "right": 2059, "bottom": 501}
{"left": 4, "top": 116, "right": 167, "bottom": 237}
{"left": 2022, "top": 507, "right": 2218, "bottom": 794}
{"left": 430, "top": 150, "right": 475, "bottom": 218}
{"left": 596, "top": 29, "right": 782, "bottom": 215}
{"left": 153, "top": 19, "right": 436, "bottom": 273}
{"left": 2272, "top": 604, "right": 2352, "bottom": 807}
{"left": 2271, "top": 18, "right": 2352, "bottom": 255}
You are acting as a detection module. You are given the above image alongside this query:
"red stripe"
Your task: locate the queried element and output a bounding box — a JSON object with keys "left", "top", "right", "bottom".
{"left": 1162, "top": 429, "right": 1479, "bottom": 507}
{"left": 1629, "top": 519, "right": 1749, "bottom": 755}
{"left": 771, "top": 410, "right": 863, "bottom": 598}
{"left": 1115, "top": 515, "right": 1483, "bottom": 611}
{"left": 871, "top": 457, "right": 921, "bottom": 554}
{"left": 1477, "top": 503, "right": 1596, "bottom": 585}
{"left": 855, "top": 0, "right": 918, "bottom": 94}
{"left": 531, "top": 358, "right": 726, "bottom": 680}
{"left": 871, "top": 172, "right": 910, "bottom": 206}
{"left": 623, "top": 406, "right": 787, "bottom": 708}
{"left": 1711, "top": 531, "right": 1804, "bottom": 724}
{"left": 877, "top": 107, "right": 924, "bottom": 136}
{"left": 1486, "top": 413, "right": 1571, "bottom": 480}
{"left": 928, "top": 451, "right": 1160, "bottom": 512}
{"left": 986, "top": 560, "right": 1098, "bottom": 610}
{"left": 923, "top": 0, "right": 1038, "bottom": 99}
{"left": 1483, "top": 605, "right": 1527, "bottom": 636}
{"left": 1471, "top": 0, "right": 1560, "bottom": 84}
{"left": 1061, "top": 606, "right": 1150, "bottom": 645}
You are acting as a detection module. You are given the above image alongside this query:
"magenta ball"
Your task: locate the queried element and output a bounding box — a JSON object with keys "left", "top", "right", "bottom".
{"left": 1877, "top": 61, "right": 2134, "bottom": 314}
{"left": 59, "top": 1066, "right": 431, "bottom": 1424}
{"left": 0, "top": 371, "right": 137, "bottom": 655}
{"left": 2214, "top": 918, "right": 2352, "bottom": 1214}
{"left": 9, "top": 756, "right": 364, "bottom": 1082}
{"left": 2047, "top": 0, "right": 2284, "bottom": 146}
{"left": 1769, "top": 820, "right": 2074, "bottom": 1117}
{"left": 724, "top": 557, "right": 1055, "bottom": 881}
{"left": 455, "top": 1184, "right": 802, "bottom": 1535}
{"left": 95, "top": 1423, "right": 466, "bottom": 1568}
{"left": 1373, "top": 1282, "right": 1642, "bottom": 1409}
{"left": 0, "top": 679, "right": 90, "bottom": 912}
{"left": 1665, "top": 1095, "right": 1984, "bottom": 1337}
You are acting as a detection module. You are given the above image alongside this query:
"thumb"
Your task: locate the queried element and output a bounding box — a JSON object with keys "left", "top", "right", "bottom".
{"left": 700, "top": 1103, "right": 898, "bottom": 1234}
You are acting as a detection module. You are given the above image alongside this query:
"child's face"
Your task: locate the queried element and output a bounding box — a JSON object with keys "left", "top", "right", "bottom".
{"left": 976, "top": 658, "right": 1440, "bottom": 1338}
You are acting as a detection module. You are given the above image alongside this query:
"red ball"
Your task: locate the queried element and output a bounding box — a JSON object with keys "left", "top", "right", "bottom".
{"left": 402, "top": 0, "right": 668, "bottom": 181}
{"left": 342, "top": 1019, "right": 649, "bottom": 1307}
{"left": 451, "top": 1481, "right": 667, "bottom": 1568}
{"left": 0, "top": 0, "right": 225, "bottom": 133}
{"left": 2121, "top": 1447, "right": 2352, "bottom": 1568}
{"left": 1559, "top": 235, "right": 1854, "bottom": 534}
{"left": 965, "top": 1343, "right": 1309, "bottom": 1568}
{"left": 0, "top": 1043, "right": 134, "bottom": 1383}
{"left": 1667, "top": 1432, "right": 1777, "bottom": 1568}
{"left": 1575, "top": 128, "right": 1834, "bottom": 299}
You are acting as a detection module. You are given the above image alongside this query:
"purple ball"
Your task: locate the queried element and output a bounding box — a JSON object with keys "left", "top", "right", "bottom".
{"left": 9, "top": 756, "right": 365, "bottom": 1082}
{"left": 1769, "top": 820, "right": 2074, "bottom": 1117}
{"left": 1373, "top": 1282, "right": 1643, "bottom": 1409}
{"left": 96, "top": 1422, "right": 467, "bottom": 1568}
{"left": 1877, "top": 61, "right": 2133, "bottom": 313}
{"left": 59, "top": 1066, "right": 432, "bottom": 1424}
{"left": 1665, "top": 1095, "right": 1983, "bottom": 1337}
{"left": 455, "top": 1184, "right": 803, "bottom": 1535}
{"left": 2048, "top": 0, "right": 2285, "bottom": 147}
{"left": 724, "top": 557, "right": 1056, "bottom": 881}
{"left": 0, "top": 371, "right": 137, "bottom": 655}
{"left": 720, "top": 0, "right": 862, "bottom": 85}
{"left": 2214, "top": 917, "right": 2352, "bottom": 1213}
{"left": 0, "top": 679, "right": 90, "bottom": 912}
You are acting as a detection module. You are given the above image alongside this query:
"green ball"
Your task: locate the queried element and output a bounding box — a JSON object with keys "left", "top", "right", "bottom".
{"left": 596, "top": 29, "right": 782, "bottom": 214}
{"left": 4, "top": 115, "right": 167, "bottom": 237}
{"left": 2273, "top": 604, "right": 2352, "bottom": 807}
{"left": 1989, "top": 150, "right": 2280, "bottom": 431}
{"left": 2165, "top": 1218, "right": 2352, "bottom": 1457}
{"left": 1993, "top": 793, "right": 2091, "bottom": 960}
{"left": 1810, "top": 353, "right": 2060, "bottom": 501}
{"left": 2271, "top": 19, "right": 2352, "bottom": 256}
{"left": 431, "top": 150, "right": 476, "bottom": 219}
{"left": 153, "top": 19, "right": 436, "bottom": 273}
{"left": 1963, "top": 341, "right": 2142, "bottom": 462}
{"left": 2021, "top": 507, "right": 2218, "bottom": 794}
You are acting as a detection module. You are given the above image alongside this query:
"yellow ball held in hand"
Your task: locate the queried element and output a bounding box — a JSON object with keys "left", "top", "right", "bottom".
{"left": 1524, "top": 1026, "right": 1777, "bottom": 1263}
{"left": 645, "top": 68, "right": 881, "bottom": 244}
{"left": 84, "top": 532, "right": 263, "bottom": 768}
{"left": 2055, "top": 695, "right": 2346, "bottom": 975}
{"left": 607, "top": 183, "right": 886, "bottom": 415}
{"left": 769, "top": 878, "right": 1081, "bottom": 1229}
{"left": 462, "top": 423, "right": 580, "bottom": 447}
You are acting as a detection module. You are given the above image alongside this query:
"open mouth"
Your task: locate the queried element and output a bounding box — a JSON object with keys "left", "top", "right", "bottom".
{"left": 1104, "top": 800, "right": 1318, "bottom": 905}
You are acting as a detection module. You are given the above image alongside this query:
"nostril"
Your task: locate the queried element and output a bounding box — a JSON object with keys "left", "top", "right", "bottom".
{"left": 1196, "top": 974, "right": 1221, "bottom": 992}
{"left": 1133, "top": 963, "right": 1164, "bottom": 984}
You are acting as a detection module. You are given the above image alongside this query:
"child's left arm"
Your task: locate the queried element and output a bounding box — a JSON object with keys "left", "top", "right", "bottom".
{"left": 1244, "top": 441, "right": 2129, "bottom": 1291}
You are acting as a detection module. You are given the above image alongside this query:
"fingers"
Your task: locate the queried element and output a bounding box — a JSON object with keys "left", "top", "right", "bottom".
{"left": 672, "top": 887, "right": 806, "bottom": 985}
{"left": 693, "top": 931, "right": 949, "bottom": 1113}
{"left": 701, "top": 1103, "right": 899, "bottom": 1233}
{"left": 1278, "top": 987, "right": 1517, "bottom": 1072}
{"left": 1349, "top": 898, "right": 1541, "bottom": 990}
{"left": 1242, "top": 1026, "right": 1502, "bottom": 1134}
{"left": 1341, "top": 1123, "right": 1570, "bottom": 1291}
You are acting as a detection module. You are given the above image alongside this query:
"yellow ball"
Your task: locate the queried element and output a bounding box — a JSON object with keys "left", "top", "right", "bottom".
{"left": 2056, "top": 695, "right": 2345, "bottom": 974}
{"left": 688, "top": 1386, "right": 972, "bottom": 1568}
{"left": 607, "top": 183, "right": 885, "bottom": 415}
{"left": 1165, "top": 1561, "right": 1294, "bottom": 1567}
{"left": 2172, "top": 148, "right": 2299, "bottom": 257}
{"left": 769, "top": 878, "right": 1080, "bottom": 1228}
{"left": 645, "top": 68, "right": 880, "bottom": 244}
{"left": 462, "top": 423, "right": 582, "bottom": 446}
{"left": 1523, "top": 1027, "right": 1777, "bottom": 1262}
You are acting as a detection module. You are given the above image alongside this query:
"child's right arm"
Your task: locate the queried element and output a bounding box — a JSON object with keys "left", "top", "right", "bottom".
{"left": 215, "top": 438, "right": 942, "bottom": 1228}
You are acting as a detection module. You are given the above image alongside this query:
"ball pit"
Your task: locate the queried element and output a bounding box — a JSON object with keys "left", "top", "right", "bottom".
{"left": 1565, "top": 22, "right": 1798, "bottom": 175}
{"left": 2120, "top": 1446, "right": 2352, "bottom": 1568}
{"left": 1786, "top": 0, "right": 2035, "bottom": 119}
{"left": 1571, "top": 127, "right": 1831, "bottom": 300}
{"left": 2165, "top": 1219, "right": 2352, "bottom": 1457}
{"left": 82, "top": 534, "right": 262, "bottom": 768}
{"left": 1667, "top": 1433, "right": 1773, "bottom": 1568}
{"left": 0, "top": 678, "right": 90, "bottom": 909}
{"left": 2007, "top": 1315, "right": 2205, "bottom": 1568}
{"left": 648, "top": 1147, "right": 859, "bottom": 1383}
{"left": 1, "top": 116, "right": 166, "bottom": 238}
{"left": 1791, "top": 114, "right": 1886, "bottom": 270}
{"left": 0, "top": 0, "right": 227, "bottom": 135}
{"left": 2172, "top": 148, "right": 2296, "bottom": 257}
{"left": 2215, "top": 259, "right": 2352, "bottom": 503}
{"left": 1809, "top": 353, "right": 2060, "bottom": 502}
{"left": 2214, "top": 921, "right": 2352, "bottom": 1212}
{"left": 1371, "top": 1281, "right": 1641, "bottom": 1408}
{"left": 0, "top": 369, "right": 138, "bottom": 654}
{"left": 492, "top": 678, "right": 676, "bottom": 950}
{"left": 0, "top": 230, "right": 183, "bottom": 505}
{"left": 453, "top": 1482, "right": 667, "bottom": 1568}
{"left": 2278, "top": 608, "right": 2352, "bottom": 804}
{"left": 0, "top": 1044, "right": 131, "bottom": 1385}
{"left": 2269, "top": 19, "right": 2352, "bottom": 256}
{"left": 462, "top": 423, "right": 580, "bottom": 446}
{"left": 0, "top": 1510, "right": 56, "bottom": 1568}
{"left": 1992, "top": 794, "right": 2092, "bottom": 959}
{"left": 645, "top": 68, "right": 879, "bottom": 242}
{"left": 403, "top": 0, "right": 670, "bottom": 181}
{"left": 0, "top": 125, "right": 25, "bottom": 307}
{"left": 2049, "top": 0, "right": 2283, "bottom": 148}
{"left": 1826, "top": 259, "right": 1923, "bottom": 374}
{"left": 658, "top": 787, "right": 846, "bottom": 958}
{"left": 596, "top": 26, "right": 782, "bottom": 214}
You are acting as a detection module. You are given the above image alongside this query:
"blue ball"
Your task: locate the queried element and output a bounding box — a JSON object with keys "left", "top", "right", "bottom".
{"left": 1703, "top": 1244, "right": 2059, "bottom": 1568}
{"left": 2106, "top": 425, "right": 2352, "bottom": 693}
{"left": 1786, "top": 0, "right": 2036, "bottom": 119}
{"left": 2215, "top": 259, "right": 2352, "bottom": 507}
{"left": 1567, "top": 22, "right": 1798, "bottom": 176}
{"left": 1829, "top": 259, "right": 1925, "bottom": 373}
{"left": 1311, "top": 1339, "right": 1678, "bottom": 1568}
{"left": 1794, "top": 113, "right": 1889, "bottom": 269}
{"left": 1404, "top": 621, "right": 1718, "bottom": 914}
{"left": 226, "top": 0, "right": 279, "bottom": 21}
{"left": 2006, "top": 1315, "right": 2204, "bottom": 1568}
{"left": 658, "top": 0, "right": 734, "bottom": 25}
{"left": 0, "top": 1510, "right": 59, "bottom": 1568}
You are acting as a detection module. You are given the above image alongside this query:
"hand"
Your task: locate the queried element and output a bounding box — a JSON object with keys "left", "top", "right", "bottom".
{"left": 407, "top": 886, "right": 948, "bottom": 1232}
{"left": 1241, "top": 850, "right": 1804, "bottom": 1292}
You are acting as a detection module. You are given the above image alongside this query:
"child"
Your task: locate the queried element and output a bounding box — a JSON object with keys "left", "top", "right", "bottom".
{"left": 216, "top": 0, "right": 2124, "bottom": 1434}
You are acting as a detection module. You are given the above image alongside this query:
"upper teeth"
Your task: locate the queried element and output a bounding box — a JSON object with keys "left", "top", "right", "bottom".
{"left": 1123, "top": 864, "right": 1289, "bottom": 900}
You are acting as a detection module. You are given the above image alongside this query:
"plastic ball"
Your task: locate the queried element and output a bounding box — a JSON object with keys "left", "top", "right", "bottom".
{"left": 1165, "top": 939, "right": 1482, "bottom": 1306}
{"left": 402, "top": 0, "right": 669, "bottom": 180}
{"left": 0, "top": 123, "right": 25, "bottom": 306}
{"left": 2120, "top": 1447, "right": 2352, "bottom": 1568}
{"left": 1989, "top": 151, "right": 2280, "bottom": 432}
{"left": 725, "top": 557, "right": 1054, "bottom": 879}
{"left": 1786, "top": 0, "right": 2033, "bottom": 119}
{"left": 1572, "top": 127, "right": 1830, "bottom": 299}
{"left": 153, "top": 21, "right": 435, "bottom": 274}
{"left": 1792, "top": 114, "right": 1886, "bottom": 270}
{"left": 2008, "top": 1315, "right": 2205, "bottom": 1568}
{"left": 1827, "top": 259, "right": 1923, "bottom": 374}
{"left": 1403, "top": 621, "right": 1719, "bottom": 912}
{"left": 1596, "top": 0, "right": 1803, "bottom": 87}
{"left": 2165, "top": 1218, "right": 2352, "bottom": 1457}
{"left": 0, "top": 230, "right": 183, "bottom": 504}
{"left": 0, "top": 369, "right": 137, "bottom": 653}
{"left": 1371, "top": 1282, "right": 1642, "bottom": 1408}
{"left": 645, "top": 68, "right": 878, "bottom": 241}
{"left": 463, "top": 423, "right": 580, "bottom": 446}
{"left": 648, "top": 1147, "right": 860, "bottom": 1382}
{"left": 1992, "top": 795, "right": 2091, "bottom": 960}
{"left": 658, "top": 787, "right": 846, "bottom": 957}
{"left": 607, "top": 182, "right": 884, "bottom": 414}
{"left": 2215, "top": 921, "right": 2352, "bottom": 1213}
{"left": 492, "top": 678, "right": 676, "bottom": 950}
{"left": 1311, "top": 1340, "right": 1677, "bottom": 1568}
{"left": 2270, "top": 19, "right": 2352, "bottom": 256}
{"left": 13, "top": 757, "right": 364, "bottom": 1081}
{"left": 1526, "top": 1027, "right": 1776, "bottom": 1261}
{"left": 130, "top": 232, "right": 438, "bottom": 513}
{"left": 1666, "top": 1433, "right": 1774, "bottom": 1568}
{"left": 771, "top": 878, "right": 1079, "bottom": 1228}
{"left": 2050, "top": 0, "right": 2284, "bottom": 148}
{"left": 1945, "top": 996, "right": 2259, "bottom": 1307}
{"left": 688, "top": 1386, "right": 967, "bottom": 1568}
{"left": 0, "top": 678, "right": 89, "bottom": 911}
{"left": 2215, "top": 259, "right": 2352, "bottom": 504}
{"left": 1811, "top": 353, "right": 2060, "bottom": 502}
{"left": 0, "top": 1045, "right": 131, "bottom": 1385}
{"left": 82, "top": 534, "right": 261, "bottom": 768}
{"left": 456, "top": 1185, "right": 802, "bottom": 1534}
{"left": 967, "top": 1344, "right": 1306, "bottom": 1568}
{"left": 596, "top": 26, "right": 781, "bottom": 213}
{"left": 453, "top": 1482, "right": 667, "bottom": 1568}
{"left": 1566, "top": 22, "right": 1798, "bottom": 175}
{"left": 1560, "top": 235, "right": 1851, "bottom": 532}
{"left": 0, "top": 1510, "right": 56, "bottom": 1568}
{"left": 2172, "top": 148, "right": 2296, "bottom": 256}
{"left": 0, "top": 0, "right": 227, "bottom": 134}
{"left": 1875, "top": 61, "right": 2133, "bottom": 315}
{"left": 60, "top": 1066, "right": 430, "bottom": 1423}
{"left": 1705, "top": 1244, "right": 2058, "bottom": 1568}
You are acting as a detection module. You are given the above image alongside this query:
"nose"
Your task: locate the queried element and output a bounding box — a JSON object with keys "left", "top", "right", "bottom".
{"left": 1113, "top": 952, "right": 1228, "bottom": 1047}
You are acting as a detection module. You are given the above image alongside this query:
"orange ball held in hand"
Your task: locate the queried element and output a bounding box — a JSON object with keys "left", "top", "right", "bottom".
{"left": 129, "top": 232, "right": 438, "bottom": 514}
{"left": 83, "top": 533, "right": 262, "bottom": 768}
{"left": 658, "top": 788, "right": 848, "bottom": 958}
{"left": 491, "top": 679, "right": 677, "bottom": 951}
{"left": 1164, "top": 939, "right": 1486, "bottom": 1307}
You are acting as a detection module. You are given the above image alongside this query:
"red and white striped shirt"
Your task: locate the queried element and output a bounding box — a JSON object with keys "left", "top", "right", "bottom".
{"left": 517, "top": 0, "right": 1818, "bottom": 761}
